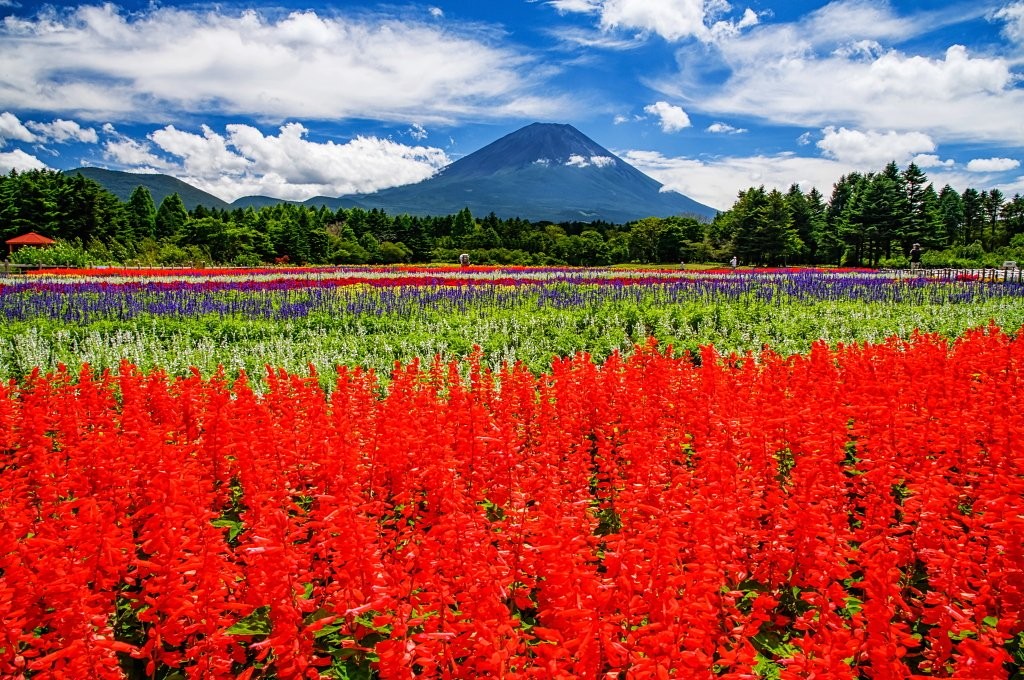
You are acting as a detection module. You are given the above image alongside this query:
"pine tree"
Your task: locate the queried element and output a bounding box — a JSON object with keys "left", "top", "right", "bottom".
{"left": 155, "top": 193, "right": 189, "bottom": 239}
{"left": 937, "top": 185, "right": 964, "bottom": 246}
{"left": 127, "top": 186, "right": 157, "bottom": 240}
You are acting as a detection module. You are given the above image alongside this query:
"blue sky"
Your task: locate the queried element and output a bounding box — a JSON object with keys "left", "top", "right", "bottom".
{"left": 0, "top": 0, "right": 1022, "bottom": 210}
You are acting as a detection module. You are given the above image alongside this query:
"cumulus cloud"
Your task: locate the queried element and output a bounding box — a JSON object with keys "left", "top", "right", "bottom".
{"left": 993, "top": 2, "right": 1024, "bottom": 44}
{"left": 408, "top": 123, "right": 428, "bottom": 141}
{"left": 0, "top": 5, "right": 560, "bottom": 124}
{"left": 104, "top": 137, "right": 172, "bottom": 169}
{"left": 621, "top": 149, "right": 852, "bottom": 209}
{"left": 0, "top": 112, "right": 36, "bottom": 145}
{"left": 25, "top": 119, "right": 98, "bottom": 144}
{"left": 428, "top": 6, "right": 444, "bottom": 19}
{"left": 548, "top": 0, "right": 757, "bottom": 42}
{"left": 621, "top": 147, "right": 989, "bottom": 212}
{"left": 644, "top": 101, "right": 691, "bottom": 132}
{"left": 0, "top": 149, "right": 48, "bottom": 173}
{"left": 966, "top": 157, "right": 1021, "bottom": 172}
{"left": 911, "top": 154, "right": 955, "bottom": 168}
{"left": 652, "top": 0, "right": 1024, "bottom": 147}
{"left": 151, "top": 125, "right": 252, "bottom": 177}
{"left": 98, "top": 122, "right": 451, "bottom": 202}
{"left": 707, "top": 122, "right": 746, "bottom": 134}
{"left": 816, "top": 126, "right": 936, "bottom": 166}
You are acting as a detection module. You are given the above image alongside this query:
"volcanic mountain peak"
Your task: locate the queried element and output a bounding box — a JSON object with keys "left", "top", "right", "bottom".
{"left": 72, "top": 122, "right": 718, "bottom": 222}
{"left": 440, "top": 122, "right": 627, "bottom": 179}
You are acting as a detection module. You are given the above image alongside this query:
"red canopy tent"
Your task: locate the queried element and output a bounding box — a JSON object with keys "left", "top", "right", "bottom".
{"left": 6, "top": 231, "right": 56, "bottom": 255}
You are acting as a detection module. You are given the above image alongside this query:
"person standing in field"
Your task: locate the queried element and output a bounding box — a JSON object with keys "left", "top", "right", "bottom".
{"left": 910, "top": 243, "right": 922, "bottom": 271}
{"left": 730, "top": 255, "right": 738, "bottom": 269}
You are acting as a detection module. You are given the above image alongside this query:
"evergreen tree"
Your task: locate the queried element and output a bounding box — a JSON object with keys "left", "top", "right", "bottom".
{"left": 961, "top": 188, "right": 984, "bottom": 246}
{"left": 758, "top": 189, "right": 802, "bottom": 265}
{"left": 785, "top": 184, "right": 814, "bottom": 262}
{"left": 982, "top": 189, "right": 1005, "bottom": 247}
{"left": 804, "top": 188, "right": 832, "bottom": 264}
{"left": 937, "top": 185, "right": 964, "bottom": 246}
{"left": 1002, "top": 194, "right": 1024, "bottom": 241}
{"left": 901, "top": 162, "right": 937, "bottom": 252}
{"left": 126, "top": 186, "right": 157, "bottom": 240}
{"left": 451, "top": 207, "right": 476, "bottom": 246}
{"left": 155, "top": 193, "right": 189, "bottom": 239}
{"left": 827, "top": 172, "right": 866, "bottom": 265}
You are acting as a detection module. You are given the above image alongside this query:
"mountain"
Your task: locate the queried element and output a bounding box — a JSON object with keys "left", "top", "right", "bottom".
{"left": 229, "top": 194, "right": 364, "bottom": 210}
{"left": 70, "top": 123, "right": 717, "bottom": 223}
{"left": 355, "top": 123, "right": 716, "bottom": 222}
{"left": 67, "top": 167, "right": 231, "bottom": 211}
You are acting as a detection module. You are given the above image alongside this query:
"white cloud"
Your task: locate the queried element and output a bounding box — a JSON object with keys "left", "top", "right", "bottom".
{"left": 966, "top": 157, "right": 1021, "bottom": 172}
{"left": 833, "top": 39, "right": 884, "bottom": 60}
{"left": 101, "top": 122, "right": 451, "bottom": 202}
{"left": 151, "top": 125, "right": 252, "bottom": 176}
{"left": 622, "top": 149, "right": 853, "bottom": 209}
{"left": 547, "top": 0, "right": 602, "bottom": 13}
{"left": 0, "top": 112, "right": 36, "bottom": 145}
{"left": 911, "top": 153, "right": 954, "bottom": 168}
{"left": 995, "top": 175, "right": 1024, "bottom": 196}
{"left": 0, "top": 149, "right": 48, "bottom": 173}
{"left": 548, "top": 0, "right": 757, "bottom": 42}
{"left": 546, "top": 25, "right": 647, "bottom": 49}
{"left": 25, "top": 119, "right": 98, "bottom": 144}
{"left": 644, "top": 101, "right": 691, "bottom": 132}
{"left": 816, "top": 126, "right": 936, "bottom": 166}
{"left": 0, "top": 5, "right": 559, "bottom": 124}
{"left": 613, "top": 113, "right": 646, "bottom": 124}
{"left": 707, "top": 122, "right": 746, "bottom": 134}
{"left": 428, "top": 6, "right": 444, "bottom": 19}
{"left": 565, "top": 154, "right": 615, "bottom": 168}
{"left": 622, "top": 147, "right": 1001, "bottom": 211}
{"left": 408, "top": 123, "right": 428, "bottom": 140}
{"left": 104, "top": 137, "right": 172, "bottom": 169}
{"left": 653, "top": 1, "right": 1024, "bottom": 147}
{"left": 993, "top": 2, "right": 1024, "bottom": 44}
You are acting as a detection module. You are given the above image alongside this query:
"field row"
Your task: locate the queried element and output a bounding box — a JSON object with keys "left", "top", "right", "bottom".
{"left": 4, "top": 268, "right": 1024, "bottom": 382}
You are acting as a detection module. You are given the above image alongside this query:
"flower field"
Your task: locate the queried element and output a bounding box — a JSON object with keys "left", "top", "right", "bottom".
{"left": 3, "top": 266, "right": 1024, "bottom": 383}
{"left": 2, "top": 266, "right": 1024, "bottom": 678}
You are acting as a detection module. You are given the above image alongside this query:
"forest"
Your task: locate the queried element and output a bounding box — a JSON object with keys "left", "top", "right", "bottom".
{"left": 1, "top": 163, "right": 1022, "bottom": 268}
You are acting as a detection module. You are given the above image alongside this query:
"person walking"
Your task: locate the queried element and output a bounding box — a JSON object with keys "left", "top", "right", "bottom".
{"left": 909, "top": 243, "right": 922, "bottom": 271}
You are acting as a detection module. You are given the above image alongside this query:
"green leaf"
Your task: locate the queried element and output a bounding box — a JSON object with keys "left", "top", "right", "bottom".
{"left": 227, "top": 605, "right": 271, "bottom": 636}
{"left": 211, "top": 517, "right": 244, "bottom": 541}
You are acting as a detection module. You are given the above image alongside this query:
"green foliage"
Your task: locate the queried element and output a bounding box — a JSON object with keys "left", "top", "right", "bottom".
{"left": 5, "top": 281, "right": 1024, "bottom": 387}
{"left": 1, "top": 166, "right": 1020, "bottom": 267}
{"left": 9, "top": 239, "right": 94, "bottom": 267}
{"left": 155, "top": 193, "right": 188, "bottom": 239}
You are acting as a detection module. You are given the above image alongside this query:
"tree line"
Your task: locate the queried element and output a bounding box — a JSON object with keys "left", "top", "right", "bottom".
{"left": 2, "top": 165, "right": 1022, "bottom": 268}
{"left": 713, "top": 161, "right": 1024, "bottom": 267}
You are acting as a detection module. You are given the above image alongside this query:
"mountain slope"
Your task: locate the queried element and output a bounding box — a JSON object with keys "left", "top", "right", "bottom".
{"left": 356, "top": 123, "right": 716, "bottom": 222}
{"left": 69, "top": 123, "right": 717, "bottom": 223}
{"left": 67, "top": 167, "right": 230, "bottom": 211}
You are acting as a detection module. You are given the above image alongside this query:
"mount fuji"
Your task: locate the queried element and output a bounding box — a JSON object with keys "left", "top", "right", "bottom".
{"left": 74, "top": 123, "right": 718, "bottom": 223}
{"left": 341, "top": 122, "right": 717, "bottom": 222}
